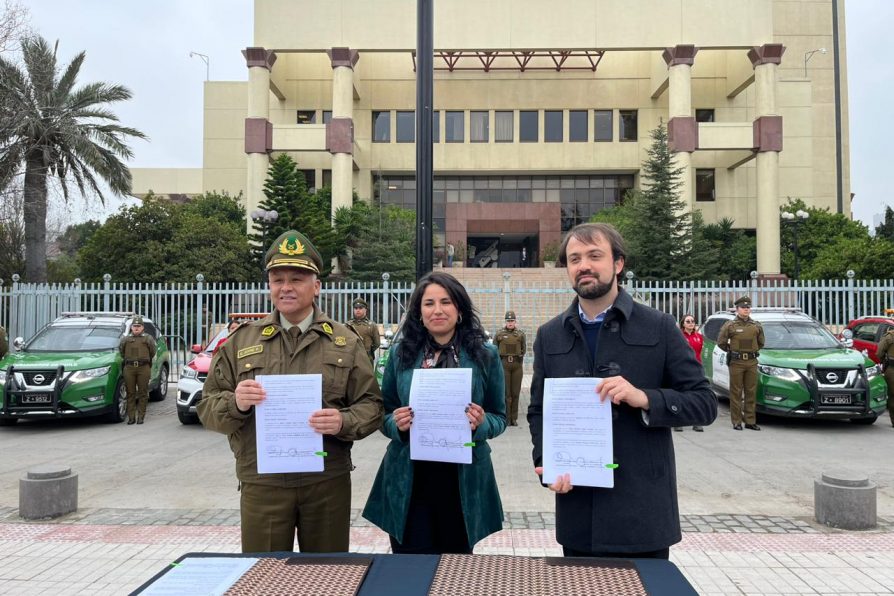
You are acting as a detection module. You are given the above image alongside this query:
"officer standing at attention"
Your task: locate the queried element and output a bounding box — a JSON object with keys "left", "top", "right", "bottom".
{"left": 875, "top": 327, "right": 894, "bottom": 427}
{"left": 347, "top": 298, "right": 380, "bottom": 364}
{"left": 118, "top": 316, "right": 156, "bottom": 425}
{"left": 717, "top": 296, "right": 765, "bottom": 430}
{"left": 495, "top": 310, "right": 526, "bottom": 426}
{"left": 198, "top": 230, "right": 383, "bottom": 554}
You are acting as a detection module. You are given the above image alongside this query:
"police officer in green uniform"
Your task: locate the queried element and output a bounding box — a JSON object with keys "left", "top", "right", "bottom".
{"left": 717, "top": 296, "right": 765, "bottom": 430}
{"left": 198, "top": 230, "right": 383, "bottom": 554}
{"left": 118, "top": 316, "right": 156, "bottom": 425}
{"left": 347, "top": 298, "right": 380, "bottom": 364}
{"left": 875, "top": 328, "right": 894, "bottom": 427}
{"left": 495, "top": 310, "right": 526, "bottom": 426}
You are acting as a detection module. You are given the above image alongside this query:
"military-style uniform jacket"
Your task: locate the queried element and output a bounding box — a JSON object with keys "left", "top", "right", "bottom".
{"left": 347, "top": 317, "right": 380, "bottom": 358}
{"left": 717, "top": 316, "right": 765, "bottom": 357}
{"left": 198, "top": 307, "right": 383, "bottom": 487}
{"left": 877, "top": 329, "right": 894, "bottom": 369}
{"left": 118, "top": 333, "right": 156, "bottom": 365}
{"left": 495, "top": 328, "right": 526, "bottom": 359}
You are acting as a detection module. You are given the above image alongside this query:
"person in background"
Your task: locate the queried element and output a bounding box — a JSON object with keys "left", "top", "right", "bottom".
{"left": 717, "top": 296, "right": 764, "bottom": 431}
{"left": 363, "top": 271, "right": 506, "bottom": 555}
{"left": 118, "top": 316, "right": 156, "bottom": 425}
{"left": 494, "top": 310, "right": 526, "bottom": 427}
{"left": 347, "top": 298, "right": 380, "bottom": 364}
{"left": 674, "top": 314, "right": 705, "bottom": 432}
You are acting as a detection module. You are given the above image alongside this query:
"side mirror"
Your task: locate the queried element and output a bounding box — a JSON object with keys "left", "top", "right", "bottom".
{"left": 12, "top": 337, "right": 24, "bottom": 351}
{"left": 190, "top": 344, "right": 203, "bottom": 354}
{"left": 841, "top": 329, "right": 853, "bottom": 340}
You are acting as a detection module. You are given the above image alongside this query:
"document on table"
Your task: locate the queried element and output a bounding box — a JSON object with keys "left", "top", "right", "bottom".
{"left": 255, "top": 374, "right": 323, "bottom": 474}
{"left": 542, "top": 377, "right": 614, "bottom": 488}
{"left": 409, "top": 368, "right": 473, "bottom": 464}
{"left": 141, "top": 556, "right": 258, "bottom": 596}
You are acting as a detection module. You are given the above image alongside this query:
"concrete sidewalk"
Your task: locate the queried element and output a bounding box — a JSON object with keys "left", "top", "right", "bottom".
{"left": 0, "top": 508, "right": 892, "bottom": 595}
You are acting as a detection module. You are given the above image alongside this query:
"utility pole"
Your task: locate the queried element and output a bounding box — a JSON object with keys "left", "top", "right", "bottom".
{"left": 415, "top": 0, "right": 434, "bottom": 281}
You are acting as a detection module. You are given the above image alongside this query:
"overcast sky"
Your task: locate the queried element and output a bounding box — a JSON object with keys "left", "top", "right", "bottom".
{"left": 24, "top": 0, "right": 892, "bottom": 229}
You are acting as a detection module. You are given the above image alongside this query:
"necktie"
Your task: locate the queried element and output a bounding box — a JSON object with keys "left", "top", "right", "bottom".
{"left": 289, "top": 326, "right": 301, "bottom": 351}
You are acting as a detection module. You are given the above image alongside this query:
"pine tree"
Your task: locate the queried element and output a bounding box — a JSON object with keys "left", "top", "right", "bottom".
{"left": 875, "top": 206, "right": 894, "bottom": 242}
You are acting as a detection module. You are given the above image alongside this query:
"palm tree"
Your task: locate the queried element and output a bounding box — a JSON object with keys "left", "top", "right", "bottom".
{"left": 0, "top": 36, "right": 146, "bottom": 282}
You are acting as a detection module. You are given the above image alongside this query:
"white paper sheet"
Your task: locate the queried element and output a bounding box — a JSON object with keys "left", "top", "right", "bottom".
{"left": 255, "top": 374, "right": 324, "bottom": 474}
{"left": 141, "top": 556, "right": 258, "bottom": 596}
{"left": 409, "top": 368, "right": 473, "bottom": 464}
{"left": 542, "top": 377, "right": 614, "bottom": 488}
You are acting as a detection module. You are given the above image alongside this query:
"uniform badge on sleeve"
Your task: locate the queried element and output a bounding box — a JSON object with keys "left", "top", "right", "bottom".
{"left": 334, "top": 336, "right": 347, "bottom": 346}
{"left": 321, "top": 322, "right": 333, "bottom": 335}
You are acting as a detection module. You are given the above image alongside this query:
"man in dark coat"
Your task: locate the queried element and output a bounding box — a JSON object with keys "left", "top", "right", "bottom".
{"left": 528, "top": 223, "right": 717, "bottom": 559}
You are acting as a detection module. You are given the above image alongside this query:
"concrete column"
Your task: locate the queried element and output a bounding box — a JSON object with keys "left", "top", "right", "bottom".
{"left": 663, "top": 45, "right": 698, "bottom": 212}
{"left": 242, "top": 48, "right": 277, "bottom": 234}
{"left": 749, "top": 44, "right": 786, "bottom": 275}
{"left": 327, "top": 48, "right": 359, "bottom": 219}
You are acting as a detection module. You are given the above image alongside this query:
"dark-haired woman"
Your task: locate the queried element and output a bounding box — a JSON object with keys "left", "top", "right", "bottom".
{"left": 674, "top": 314, "right": 705, "bottom": 432}
{"left": 363, "top": 271, "right": 506, "bottom": 554}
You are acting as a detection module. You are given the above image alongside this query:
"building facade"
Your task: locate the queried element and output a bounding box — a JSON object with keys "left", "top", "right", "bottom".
{"left": 130, "top": 0, "right": 850, "bottom": 275}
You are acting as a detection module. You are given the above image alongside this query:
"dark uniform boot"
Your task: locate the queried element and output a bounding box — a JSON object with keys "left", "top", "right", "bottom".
{"left": 137, "top": 416, "right": 144, "bottom": 424}
{"left": 127, "top": 418, "right": 136, "bottom": 425}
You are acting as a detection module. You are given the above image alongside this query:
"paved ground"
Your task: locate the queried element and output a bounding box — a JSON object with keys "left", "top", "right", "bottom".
{"left": 1, "top": 382, "right": 892, "bottom": 594}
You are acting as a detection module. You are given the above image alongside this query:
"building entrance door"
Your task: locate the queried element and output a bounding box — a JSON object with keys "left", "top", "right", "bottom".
{"left": 467, "top": 234, "right": 538, "bottom": 268}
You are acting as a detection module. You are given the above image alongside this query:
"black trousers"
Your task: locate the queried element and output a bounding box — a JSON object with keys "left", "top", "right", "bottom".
{"left": 562, "top": 545, "right": 670, "bottom": 560}
{"left": 390, "top": 461, "right": 472, "bottom": 555}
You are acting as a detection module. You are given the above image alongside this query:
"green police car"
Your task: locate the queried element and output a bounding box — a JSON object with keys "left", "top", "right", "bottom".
{"left": 0, "top": 312, "right": 170, "bottom": 425}
{"left": 702, "top": 308, "right": 887, "bottom": 424}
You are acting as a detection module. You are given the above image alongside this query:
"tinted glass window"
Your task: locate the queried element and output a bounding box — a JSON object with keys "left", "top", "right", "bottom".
{"left": 569, "top": 110, "right": 587, "bottom": 142}
{"left": 396, "top": 111, "right": 415, "bottom": 142}
{"left": 696, "top": 169, "right": 715, "bottom": 202}
{"left": 594, "top": 110, "right": 612, "bottom": 141}
{"left": 433, "top": 110, "right": 440, "bottom": 143}
{"left": 495, "top": 111, "right": 513, "bottom": 142}
{"left": 545, "top": 110, "right": 563, "bottom": 142}
{"left": 296, "top": 110, "right": 316, "bottom": 124}
{"left": 470, "top": 111, "right": 489, "bottom": 142}
{"left": 520, "top": 111, "right": 538, "bottom": 142}
{"left": 323, "top": 111, "right": 332, "bottom": 124}
{"left": 445, "top": 111, "right": 464, "bottom": 142}
{"left": 852, "top": 323, "right": 879, "bottom": 342}
{"left": 619, "top": 110, "right": 638, "bottom": 141}
{"left": 372, "top": 111, "right": 390, "bottom": 142}
{"left": 760, "top": 321, "right": 841, "bottom": 349}
{"left": 28, "top": 325, "right": 122, "bottom": 352}
{"left": 696, "top": 109, "right": 715, "bottom": 123}
{"left": 702, "top": 317, "right": 728, "bottom": 342}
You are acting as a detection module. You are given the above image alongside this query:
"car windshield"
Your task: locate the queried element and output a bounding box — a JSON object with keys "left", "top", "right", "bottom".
{"left": 204, "top": 328, "right": 231, "bottom": 353}
{"left": 27, "top": 325, "right": 122, "bottom": 352}
{"left": 761, "top": 321, "right": 841, "bottom": 350}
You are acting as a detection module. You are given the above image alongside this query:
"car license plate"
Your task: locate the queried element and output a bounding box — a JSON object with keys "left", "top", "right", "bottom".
{"left": 20, "top": 393, "right": 53, "bottom": 405}
{"left": 820, "top": 394, "right": 852, "bottom": 405}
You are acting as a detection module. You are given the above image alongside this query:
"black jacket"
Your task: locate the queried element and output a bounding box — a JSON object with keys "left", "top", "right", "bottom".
{"left": 528, "top": 289, "right": 717, "bottom": 553}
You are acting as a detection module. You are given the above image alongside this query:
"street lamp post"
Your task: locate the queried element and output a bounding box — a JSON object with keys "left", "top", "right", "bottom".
{"left": 189, "top": 51, "right": 210, "bottom": 81}
{"left": 780, "top": 209, "right": 809, "bottom": 279}
{"left": 251, "top": 209, "right": 279, "bottom": 270}
{"left": 803, "top": 47, "right": 826, "bottom": 77}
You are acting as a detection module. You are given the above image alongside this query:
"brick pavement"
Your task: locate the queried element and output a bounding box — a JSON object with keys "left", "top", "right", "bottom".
{"left": 1, "top": 507, "right": 892, "bottom": 595}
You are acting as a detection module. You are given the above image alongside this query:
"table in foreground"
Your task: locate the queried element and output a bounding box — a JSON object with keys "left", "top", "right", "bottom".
{"left": 133, "top": 551, "right": 697, "bottom": 596}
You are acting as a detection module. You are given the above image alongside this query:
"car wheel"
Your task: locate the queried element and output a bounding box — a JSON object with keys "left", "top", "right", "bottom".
{"left": 850, "top": 414, "right": 878, "bottom": 425}
{"left": 105, "top": 379, "right": 127, "bottom": 423}
{"left": 0, "top": 417, "right": 18, "bottom": 426}
{"left": 178, "top": 410, "right": 200, "bottom": 425}
{"left": 150, "top": 365, "right": 169, "bottom": 402}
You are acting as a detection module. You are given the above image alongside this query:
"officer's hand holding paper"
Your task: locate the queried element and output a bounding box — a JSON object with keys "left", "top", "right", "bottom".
{"left": 255, "top": 374, "right": 323, "bottom": 474}
{"left": 409, "top": 368, "right": 473, "bottom": 464}
{"left": 543, "top": 377, "right": 614, "bottom": 488}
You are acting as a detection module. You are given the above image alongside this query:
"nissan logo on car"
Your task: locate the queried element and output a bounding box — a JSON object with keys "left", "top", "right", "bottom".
{"left": 825, "top": 372, "right": 839, "bottom": 383}
{"left": 33, "top": 374, "right": 46, "bottom": 385}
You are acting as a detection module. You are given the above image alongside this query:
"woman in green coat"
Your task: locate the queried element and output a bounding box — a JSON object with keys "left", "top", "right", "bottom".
{"left": 363, "top": 272, "right": 506, "bottom": 554}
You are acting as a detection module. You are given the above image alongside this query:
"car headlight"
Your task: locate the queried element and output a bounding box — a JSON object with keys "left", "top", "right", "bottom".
{"left": 866, "top": 364, "right": 881, "bottom": 379}
{"left": 758, "top": 364, "right": 802, "bottom": 382}
{"left": 181, "top": 366, "right": 198, "bottom": 379}
{"left": 68, "top": 366, "right": 111, "bottom": 383}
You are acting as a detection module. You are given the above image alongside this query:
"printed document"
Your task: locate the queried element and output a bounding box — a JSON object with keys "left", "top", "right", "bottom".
{"left": 141, "top": 556, "right": 258, "bottom": 595}
{"left": 543, "top": 377, "right": 614, "bottom": 488}
{"left": 409, "top": 368, "right": 473, "bottom": 464}
{"left": 255, "top": 374, "right": 324, "bottom": 474}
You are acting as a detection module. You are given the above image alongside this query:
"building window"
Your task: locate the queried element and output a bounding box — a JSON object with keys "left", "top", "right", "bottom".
{"left": 545, "top": 110, "right": 563, "bottom": 142}
{"left": 569, "top": 110, "right": 588, "bottom": 142}
{"left": 520, "top": 110, "right": 538, "bottom": 142}
{"left": 696, "top": 169, "right": 715, "bottom": 202}
{"left": 323, "top": 111, "right": 332, "bottom": 124}
{"left": 372, "top": 111, "right": 390, "bottom": 142}
{"left": 619, "top": 110, "right": 638, "bottom": 141}
{"left": 297, "top": 110, "right": 316, "bottom": 124}
{"left": 470, "top": 111, "right": 489, "bottom": 142}
{"left": 695, "top": 109, "right": 715, "bottom": 123}
{"left": 445, "top": 111, "right": 464, "bottom": 142}
{"left": 495, "top": 111, "right": 513, "bottom": 142}
{"left": 594, "top": 110, "right": 612, "bottom": 142}
{"left": 396, "top": 111, "right": 415, "bottom": 143}
{"left": 433, "top": 110, "right": 440, "bottom": 143}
